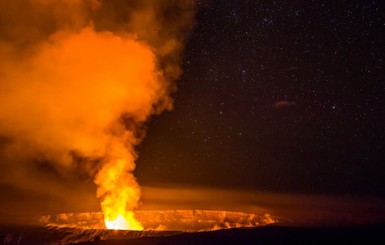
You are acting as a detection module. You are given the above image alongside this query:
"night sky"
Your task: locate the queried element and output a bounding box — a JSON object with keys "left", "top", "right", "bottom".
{"left": 136, "top": 0, "right": 385, "bottom": 197}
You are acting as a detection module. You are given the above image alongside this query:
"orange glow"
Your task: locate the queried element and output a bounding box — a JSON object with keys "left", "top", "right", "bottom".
{"left": 105, "top": 213, "right": 141, "bottom": 230}
{"left": 0, "top": 0, "right": 195, "bottom": 231}
{"left": 0, "top": 26, "right": 163, "bottom": 230}
{"left": 41, "top": 210, "right": 277, "bottom": 231}
{"left": 95, "top": 152, "right": 143, "bottom": 230}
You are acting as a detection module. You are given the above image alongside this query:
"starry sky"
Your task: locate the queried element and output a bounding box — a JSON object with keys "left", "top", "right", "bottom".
{"left": 136, "top": 0, "right": 385, "bottom": 197}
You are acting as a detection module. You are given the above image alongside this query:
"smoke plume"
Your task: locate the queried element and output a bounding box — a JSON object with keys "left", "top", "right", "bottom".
{"left": 0, "top": 0, "right": 195, "bottom": 228}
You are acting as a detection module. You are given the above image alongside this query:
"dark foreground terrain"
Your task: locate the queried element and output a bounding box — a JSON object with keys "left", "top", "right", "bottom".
{"left": 81, "top": 225, "right": 385, "bottom": 245}
{"left": 1, "top": 224, "right": 385, "bottom": 245}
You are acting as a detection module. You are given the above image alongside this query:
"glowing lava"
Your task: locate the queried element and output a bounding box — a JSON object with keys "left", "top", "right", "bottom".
{"left": 41, "top": 210, "right": 277, "bottom": 232}
{"left": 105, "top": 213, "right": 141, "bottom": 230}
{"left": 40, "top": 210, "right": 278, "bottom": 244}
{"left": 94, "top": 145, "right": 144, "bottom": 230}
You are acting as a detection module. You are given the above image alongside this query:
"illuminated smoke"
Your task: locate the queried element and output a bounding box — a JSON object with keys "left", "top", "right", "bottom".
{"left": 0, "top": 0, "right": 195, "bottom": 229}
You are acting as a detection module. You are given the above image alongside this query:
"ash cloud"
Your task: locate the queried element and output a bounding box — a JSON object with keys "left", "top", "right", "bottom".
{"left": 0, "top": 0, "right": 196, "bottom": 218}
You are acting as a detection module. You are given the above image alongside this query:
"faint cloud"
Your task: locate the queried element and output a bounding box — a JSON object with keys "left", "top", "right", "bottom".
{"left": 273, "top": 100, "right": 296, "bottom": 109}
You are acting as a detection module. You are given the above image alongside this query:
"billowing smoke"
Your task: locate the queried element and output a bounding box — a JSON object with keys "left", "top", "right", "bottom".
{"left": 0, "top": 0, "right": 195, "bottom": 228}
